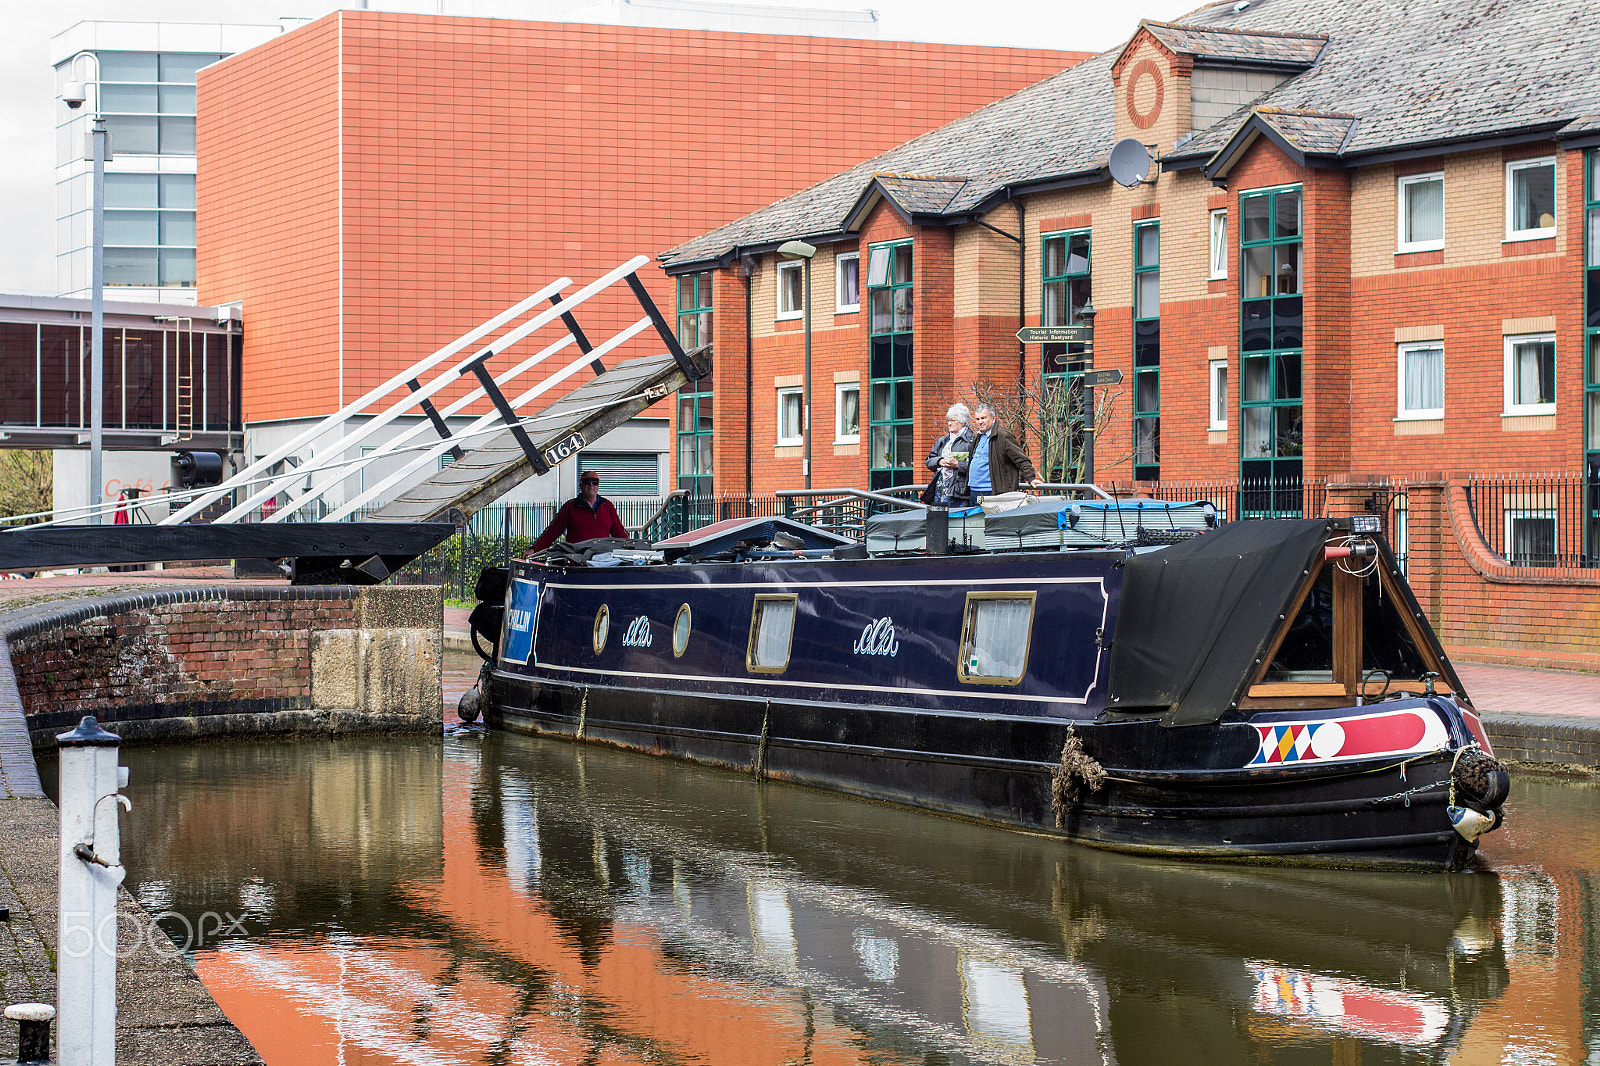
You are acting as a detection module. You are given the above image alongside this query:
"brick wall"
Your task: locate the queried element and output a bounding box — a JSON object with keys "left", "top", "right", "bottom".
{"left": 5, "top": 585, "right": 443, "bottom": 748}
{"left": 1325, "top": 476, "right": 1600, "bottom": 671}
{"left": 200, "top": 11, "right": 1086, "bottom": 425}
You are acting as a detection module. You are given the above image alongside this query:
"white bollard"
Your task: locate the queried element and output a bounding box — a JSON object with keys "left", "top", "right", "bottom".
{"left": 57, "top": 715, "right": 129, "bottom": 1066}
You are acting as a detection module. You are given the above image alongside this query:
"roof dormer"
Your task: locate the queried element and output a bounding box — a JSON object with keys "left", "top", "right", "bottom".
{"left": 1113, "top": 20, "right": 1326, "bottom": 148}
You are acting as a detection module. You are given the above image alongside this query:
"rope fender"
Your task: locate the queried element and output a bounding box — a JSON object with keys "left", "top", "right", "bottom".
{"left": 1051, "top": 726, "right": 1106, "bottom": 828}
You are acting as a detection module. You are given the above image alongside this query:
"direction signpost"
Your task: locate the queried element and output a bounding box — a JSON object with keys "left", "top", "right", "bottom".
{"left": 1080, "top": 368, "right": 1122, "bottom": 388}
{"left": 1017, "top": 320, "right": 1118, "bottom": 482}
{"left": 1015, "top": 325, "right": 1094, "bottom": 345}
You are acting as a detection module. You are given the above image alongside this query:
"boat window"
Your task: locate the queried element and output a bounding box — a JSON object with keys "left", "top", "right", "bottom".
{"left": 672, "top": 603, "right": 692, "bottom": 658}
{"left": 957, "top": 592, "right": 1036, "bottom": 685}
{"left": 1262, "top": 568, "right": 1334, "bottom": 682}
{"left": 747, "top": 594, "right": 797, "bottom": 674}
{"left": 592, "top": 605, "right": 610, "bottom": 654}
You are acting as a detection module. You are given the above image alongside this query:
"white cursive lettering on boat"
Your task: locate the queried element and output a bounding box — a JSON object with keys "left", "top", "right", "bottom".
{"left": 621, "top": 616, "right": 653, "bottom": 647}
{"left": 507, "top": 608, "right": 532, "bottom": 632}
{"left": 852, "top": 617, "right": 899, "bottom": 657}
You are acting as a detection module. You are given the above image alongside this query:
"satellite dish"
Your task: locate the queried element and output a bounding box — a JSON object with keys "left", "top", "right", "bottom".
{"left": 1109, "top": 138, "right": 1155, "bottom": 188}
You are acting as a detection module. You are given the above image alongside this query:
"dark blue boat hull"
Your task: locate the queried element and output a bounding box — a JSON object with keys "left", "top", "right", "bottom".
{"left": 484, "top": 552, "right": 1486, "bottom": 871}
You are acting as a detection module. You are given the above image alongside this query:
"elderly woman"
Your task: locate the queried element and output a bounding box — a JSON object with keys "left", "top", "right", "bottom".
{"left": 923, "top": 403, "right": 976, "bottom": 506}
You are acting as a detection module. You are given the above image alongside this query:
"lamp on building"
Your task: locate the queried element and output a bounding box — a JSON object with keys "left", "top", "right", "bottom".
{"left": 777, "top": 239, "right": 817, "bottom": 489}
{"left": 60, "top": 53, "right": 109, "bottom": 525}
{"left": 1076, "top": 301, "right": 1098, "bottom": 484}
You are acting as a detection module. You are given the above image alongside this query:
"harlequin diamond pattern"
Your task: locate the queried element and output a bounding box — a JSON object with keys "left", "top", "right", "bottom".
{"left": 1256, "top": 723, "right": 1323, "bottom": 765}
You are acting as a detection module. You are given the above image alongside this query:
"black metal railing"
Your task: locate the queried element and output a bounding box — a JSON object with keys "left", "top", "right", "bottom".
{"left": 377, "top": 469, "right": 1597, "bottom": 600}
{"left": 1465, "top": 471, "right": 1596, "bottom": 571}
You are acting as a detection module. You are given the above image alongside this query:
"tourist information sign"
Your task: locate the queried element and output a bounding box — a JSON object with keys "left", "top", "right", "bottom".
{"left": 1015, "top": 325, "right": 1093, "bottom": 345}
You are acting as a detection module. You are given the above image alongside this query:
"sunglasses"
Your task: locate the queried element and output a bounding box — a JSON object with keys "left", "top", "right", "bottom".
{"left": 580, "top": 479, "right": 599, "bottom": 486}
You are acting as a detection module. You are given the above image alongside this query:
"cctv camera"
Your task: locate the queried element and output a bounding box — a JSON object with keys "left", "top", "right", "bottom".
{"left": 61, "top": 80, "right": 86, "bottom": 109}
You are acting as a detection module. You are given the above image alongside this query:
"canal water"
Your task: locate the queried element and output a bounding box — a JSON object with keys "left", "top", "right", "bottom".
{"left": 59, "top": 719, "right": 1600, "bottom": 1065}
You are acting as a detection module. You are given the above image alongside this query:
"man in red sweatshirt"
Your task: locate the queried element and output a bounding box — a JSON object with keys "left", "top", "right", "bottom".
{"left": 529, "top": 471, "right": 628, "bottom": 552}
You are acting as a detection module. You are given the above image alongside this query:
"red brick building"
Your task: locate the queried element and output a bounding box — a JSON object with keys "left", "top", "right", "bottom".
{"left": 661, "top": 0, "right": 1600, "bottom": 664}
{"left": 193, "top": 9, "right": 1084, "bottom": 503}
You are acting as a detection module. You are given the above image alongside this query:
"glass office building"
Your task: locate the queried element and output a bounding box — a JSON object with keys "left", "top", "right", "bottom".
{"left": 51, "top": 23, "right": 280, "bottom": 303}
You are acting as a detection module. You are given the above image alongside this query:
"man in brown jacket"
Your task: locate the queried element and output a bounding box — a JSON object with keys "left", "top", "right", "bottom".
{"left": 967, "top": 403, "right": 1042, "bottom": 497}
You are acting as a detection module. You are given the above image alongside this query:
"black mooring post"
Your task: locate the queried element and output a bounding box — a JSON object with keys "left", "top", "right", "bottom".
{"left": 549, "top": 293, "right": 606, "bottom": 376}
{"left": 461, "top": 352, "right": 550, "bottom": 475}
{"left": 6, "top": 1003, "right": 55, "bottom": 1064}
{"left": 405, "top": 379, "right": 464, "bottom": 461}
{"left": 625, "top": 273, "right": 704, "bottom": 381}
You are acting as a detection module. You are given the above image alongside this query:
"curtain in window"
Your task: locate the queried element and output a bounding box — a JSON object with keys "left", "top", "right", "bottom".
{"left": 1404, "top": 346, "right": 1442, "bottom": 412}
{"left": 1405, "top": 179, "right": 1443, "bottom": 244}
{"left": 967, "top": 598, "right": 1032, "bottom": 678}
{"left": 1513, "top": 340, "right": 1553, "bottom": 405}
{"left": 752, "top": 600, "right": 795, "bottom": 668}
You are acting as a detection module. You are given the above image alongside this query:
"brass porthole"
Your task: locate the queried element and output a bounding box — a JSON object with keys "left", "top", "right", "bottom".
{"left": 593, "top": 604, "right": 610, "bottom": 654}
{"left": 672, "top": 603, "right": 692, "bottom": 658}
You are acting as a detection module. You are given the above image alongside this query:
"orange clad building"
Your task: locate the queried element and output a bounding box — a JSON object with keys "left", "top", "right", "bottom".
{"left": 194, "top": 9, "right": 1084, "bottom": 499}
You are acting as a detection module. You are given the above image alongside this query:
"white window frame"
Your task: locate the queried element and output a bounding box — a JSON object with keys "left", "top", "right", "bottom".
{"left": 1208, "top": 209, "right": 1228, "bottom": 280}
{"left": 776, "top": 387, "right": 804, "bottom": 446}
{"left": 1397, "top": 172, "right": 1445, "bottom": 253}
{"left": 1503, "top": 508, "right": 1557, "bottom": 566}
{"left": 1505, "top": 157, "right": 1557, "bottom": 242}
{"left": 1503, "top": 333, "right": 1556, "bottom": 415}
{"left": 835, "top": 251, "right": 860, "bottom": 313}
{"left": 1397, "top": 341, "right": 1445, "bottom": 420}
{"left": 1208, "top": 359, "right": 1228, "bottom": 430}
{"left": 834, "top": 381, "right": 860, "bottom": 444}
{"left": 776, "top": 260, "right": 804, "bottom": 320}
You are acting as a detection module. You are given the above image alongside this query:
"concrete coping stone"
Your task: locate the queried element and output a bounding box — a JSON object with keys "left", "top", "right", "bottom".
{"left": 4, "top": 1003, "right": 55, "bottom": 1022}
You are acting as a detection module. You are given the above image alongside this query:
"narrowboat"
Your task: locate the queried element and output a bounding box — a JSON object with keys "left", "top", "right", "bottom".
{"left": 465, "top": 492, "right": 1510, "bottom": 871}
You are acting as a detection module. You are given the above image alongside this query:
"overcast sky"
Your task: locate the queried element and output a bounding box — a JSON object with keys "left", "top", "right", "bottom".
{"left": 0, "top": 0, "right": 1201, "bottom": 296}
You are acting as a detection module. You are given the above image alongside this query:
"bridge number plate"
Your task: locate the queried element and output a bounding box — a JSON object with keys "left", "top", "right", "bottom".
{"left": 542, "top": 432, "right": 586, "bottom": 468}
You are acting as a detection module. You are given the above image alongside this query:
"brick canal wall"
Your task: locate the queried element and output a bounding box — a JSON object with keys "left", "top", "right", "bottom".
{"left": 1, "top": 584, "right": 442, "bottom": 749}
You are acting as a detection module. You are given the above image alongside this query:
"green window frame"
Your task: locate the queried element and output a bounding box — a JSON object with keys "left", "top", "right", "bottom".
{"left": 675, "top": 272, "right": 714, "bottom": 501}
{"left": 1585, "top": 151, "right": 1600, "bottom": 559}
{"left": 867, "top": 241, "right": 915, "bottom": 490}
{"left": 676, "top": 388, "right": 712, "bottom": 498}
{"left": 676, "top": 271, "right": 713, "bottom": 350}
{"left": 1133, "top": 221, "right": 1161, "bottom": 481}
{"left": 1039, "top": 231, "right": 1092, "bottom": 480}
{"left": 1239, "top": 185, "right": 1304, "bottom": 516}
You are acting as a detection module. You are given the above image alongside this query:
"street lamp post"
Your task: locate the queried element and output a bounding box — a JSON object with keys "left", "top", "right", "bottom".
{"left": 777, "top": 240, "right": 817, "bottom": 489}
{"left": 62, "top": 54, "right": 108, "bottom": 525}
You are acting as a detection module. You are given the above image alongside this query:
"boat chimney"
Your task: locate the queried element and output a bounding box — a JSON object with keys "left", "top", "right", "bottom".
{"left": 926, "top": 505, "right": 949, "bottom": 555}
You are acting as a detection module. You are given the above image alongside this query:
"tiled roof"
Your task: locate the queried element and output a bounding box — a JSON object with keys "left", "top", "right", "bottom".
{"left": 873, "top": 175, "right": 971, "bottom": 215}
{"left": 1256, "top": 108, "right": 1357, "bottom": 154}
{"left": 1142, "top": 22, "right": 1325, "bottom": 69}
{"left": 664, "top": 0, "right": 1600, "bottom": 268}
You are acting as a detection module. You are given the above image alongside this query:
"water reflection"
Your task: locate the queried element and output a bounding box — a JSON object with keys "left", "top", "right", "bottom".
{"left": 100, "top": 733, "right": 1600, "bottom": 1065}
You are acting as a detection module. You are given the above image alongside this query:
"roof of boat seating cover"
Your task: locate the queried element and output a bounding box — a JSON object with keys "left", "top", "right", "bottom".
{"left": 1108, "top": 519, "right": 1333, "bottom": 727}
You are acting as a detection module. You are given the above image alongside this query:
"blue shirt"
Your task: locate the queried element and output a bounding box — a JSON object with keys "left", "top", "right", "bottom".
{"left": 969, "top": 431, "right": 993, "bottom": 493}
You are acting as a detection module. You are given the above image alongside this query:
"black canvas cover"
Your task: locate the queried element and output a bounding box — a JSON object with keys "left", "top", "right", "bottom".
{"left": 1108, "top": 519, "right": 1333, "bottom": 727}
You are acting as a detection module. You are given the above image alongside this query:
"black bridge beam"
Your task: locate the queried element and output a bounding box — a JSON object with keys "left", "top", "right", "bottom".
{"left": 626, "top": 272, "right": 705, "bottom": 382}
{"left": 405, "top": 379, "right": 464, "bottom": 462}
{"left": 549, "top": 293, "right": 605, "bottom": 376}
{"left": 462, "top": 352, "right": 550, "bottom": 475}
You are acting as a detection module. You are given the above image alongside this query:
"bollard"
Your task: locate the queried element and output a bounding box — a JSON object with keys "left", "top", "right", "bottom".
{"left": 6, "top": 1003, "right": 55, "bottom": 1064}
{"left": 56, "top": 716, "right": 128, "bottom": 1066}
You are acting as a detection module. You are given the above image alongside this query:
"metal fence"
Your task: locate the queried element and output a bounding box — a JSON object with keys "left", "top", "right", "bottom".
{"left": 398, "top": 470, "right": 1598, "bottom": 600}
{"left": 1122, "top": 474, "right": 1329, "bottom": 524}
{"left": 1463, "top": 471, "right": 1597, "bottom": 571}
